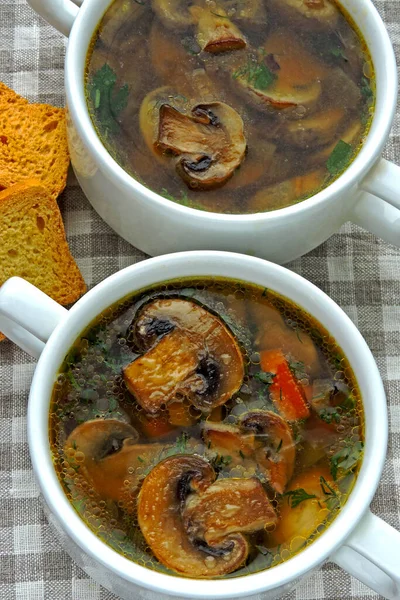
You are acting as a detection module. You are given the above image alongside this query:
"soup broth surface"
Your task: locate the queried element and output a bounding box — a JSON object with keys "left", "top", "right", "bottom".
{"left": 51, "top": 278, "right": 364, "bottom": 578}
{"left": 85, "top": 0, "right": 374, "bottom": 213}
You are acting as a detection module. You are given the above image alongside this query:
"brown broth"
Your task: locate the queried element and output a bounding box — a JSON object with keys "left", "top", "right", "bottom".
{"left": 50, "top": 278, "right": 364, "bottom": 578}
{"left": 85, "top": 0, "right": 374, "bottom": 214}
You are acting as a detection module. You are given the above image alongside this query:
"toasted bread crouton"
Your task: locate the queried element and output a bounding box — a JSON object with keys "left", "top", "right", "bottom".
{"left": 0, "top": 91, "right": 70, "bottom": 199}
{"left": 0, "top": 180, "right": 86, "bottom": 309}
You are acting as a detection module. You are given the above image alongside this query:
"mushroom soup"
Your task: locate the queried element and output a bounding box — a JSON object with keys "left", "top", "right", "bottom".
{"left": 51, "top": 278, "right": 364, "bottom": 578}
{"left": 85, "top": 0, "right": 374, "bottom": 214}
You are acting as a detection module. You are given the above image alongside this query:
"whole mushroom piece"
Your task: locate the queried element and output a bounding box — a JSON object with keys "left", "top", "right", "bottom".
{"left": 124, "top": 298, "right": 245, "bottom": 414}
{"left": 137, "top": 455, "right": 277, "bottom": 577}
{"left": 155, "top": 102, "right": 247, "bottom": 189}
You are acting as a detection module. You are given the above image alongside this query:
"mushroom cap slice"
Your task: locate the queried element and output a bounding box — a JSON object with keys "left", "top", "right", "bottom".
{"left": 137, "top": 455, "right": 249, "bottom": 576}
{"left": 239, "top": 410, "right": 295, "bottom": 494}
{"left": 269, "top": 0, "right": 339, "bottom": 30}
{"left": 190, "top": 5, "right": 247, "bottom": 54}
{"left": 64, "top": 420, "right": 165, "bottom": 504}
{"left": 183, "top": 477, "right": 277, "bottom": 545}
{"left": 234, "top": 30, "right": 327, "bottom": 116}
{"left": 139, "top": 86, "right": 190, "bottom": 160}
{"left": 123, "top": 329, "right": 200, "bottom": 414}
{"left": 156, "top": 102, "right": 247, "bottom": 189}
{"left": 152, "top": 0, "right": 195, "bottom": 30}
{"left": 283, "top": 108, "right": 345, "bottom": 149}
{"left": 132, "top": 298, "right": 245, "bottom": 411}
{"left": 202, "top": 421, "right": 255, "bottom": 464}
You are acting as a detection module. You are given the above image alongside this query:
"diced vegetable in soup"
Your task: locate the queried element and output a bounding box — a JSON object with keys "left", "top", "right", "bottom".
{"left": 85, "top": 0, "right": 374, "bottom": 213}
{"left": 50, "top": 278, "right": 364, "bottom": 578}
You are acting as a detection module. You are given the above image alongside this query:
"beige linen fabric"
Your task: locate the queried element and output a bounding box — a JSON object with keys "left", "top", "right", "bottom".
{"left": 0, "top": 0, "right": 399, "bottom": 598}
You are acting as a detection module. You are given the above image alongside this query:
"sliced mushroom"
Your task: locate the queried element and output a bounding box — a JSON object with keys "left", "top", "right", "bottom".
{"left": 124, "top": 329, "right": 200, "bottom": 414}
{"left": 127, "top": 298, "right": 244, "bottom": 413}
{"left": 138, "top": 455, "right": 249, "bottom": 576}
{"left": 139, "top": 86, "right": 190, "bottom": 160}
{"left": 248, "top": 169, "right": 326, "bottom": 212}
{"left": 190, "top": 5, "right": 247, "bottom": 53}
{"left": 309, "top": 120, "right": 362, "bottom": 167}
{"left": 269, "top": 0, "right": 339, "bottom": 31}
{"left": 283, "top": 108, "right": 345, "bottom": 149}
{"left": 156, "top": 102, "right": 247, "bottom": 189}
{"left": 235, "top": 31, "right": 327, "bottom": 116}
{"left": 202, "top": 421, "right": 255, "bottom": 464}
{"left": 183, "top": 477, "right": 277, "bottom": 545}
{"left": 152, "top": 0, "right": 196, "bottom": 30}
{"left": 64, "top": 419, "right": 164, "bottom": 504}
{"left": 240, "top": 410, "right": 295, "bottom": 494}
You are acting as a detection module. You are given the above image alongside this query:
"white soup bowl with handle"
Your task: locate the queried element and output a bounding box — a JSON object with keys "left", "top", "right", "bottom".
{"left": 0, "top": 251, "right": 399, "bottom": 599}
{"left": 26, "top": 0, "right": 400, "bottom": 263}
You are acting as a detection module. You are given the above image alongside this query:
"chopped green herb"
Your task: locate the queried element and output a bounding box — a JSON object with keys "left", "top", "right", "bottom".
{"left": 239, "top": 449, "right": 245, "bottom": 460}
{"left": 330, "top": 441, "right": 363, "bottom": 480}
{"left": 289, "top": 360, "right": 307, "bottom": 380}
{"left": 283, "top": 488, "right": 317, "bottom": 508}
{"left": 330, "top": 47, "right": 348, "bottom": 61}
{"left": 175, "top": 432, "right": 189, "bottom": 453}
{"left": 320, "top": 476, "right": 340, "bottom": 510}
{"left": 210, "top": 10, "right": 229, "bottom": 18}
{"left": 261, "top": 288, "right": 268, "bottom": 297}
{"left": 213, "top": 454, "right": 232, "bottom": 469}
{"left": 341, "top": 395, "right": 356, "bottom": 411}
{"left": 276, "top": 439, "right": 283, "bottom": 453}
{"left": 72, "top": 440, "right": 77, "bottom": 450}
{"left": 254, "top": 371, "right": 275, "bottom": 385}
{"left": 254, "top": 545, "right": 271, "bottom": 556}
{"left": 327, "top": 140, "right": 353, "bottom": 176}
{"left": 88, "top": 64, "right": 129, "bottom": 135}
{"left": 360, "top": 76, "right": 373, "bottom": 101}
{"left": 137, "top": 456, "right": 144, "bottom": 463}
{"left": 233, "top": 56, "right": 277, "bottom": 91}
{"left": 108, "top": 397, "right": 118, "bottom": 412}
{"left": 318, "top": 408, "right": 341, "bottom": 424}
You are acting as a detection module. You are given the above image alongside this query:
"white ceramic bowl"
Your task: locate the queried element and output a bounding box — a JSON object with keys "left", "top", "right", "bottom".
{"left": 0, "top": 251, "right": 399, "bottom": 600}
{"left": 28, "top": 0, "right": 400, "bottom": 263}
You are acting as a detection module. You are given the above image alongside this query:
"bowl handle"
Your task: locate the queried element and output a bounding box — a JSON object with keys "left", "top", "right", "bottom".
{"left": 349, "top": 158, "right": 400, "bottom": 247}
{"left": 0, "top": 278, "right": 68, "bottom": 359}
{"left": 26, "top": 0, "right": 82, "bottom": 37}
{"left": 330, "top": 510, "right": 400, "bottom": 599}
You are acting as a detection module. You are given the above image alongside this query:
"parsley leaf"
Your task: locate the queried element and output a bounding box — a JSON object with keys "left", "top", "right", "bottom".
{"left": 88, "top": 64, "right": 129, "bottom": 135}
{"left": 233, "top": 56, "right": 277, "bottom": 91}
{"left": 330, "top": 47, "right": 348, "bottom": 61}
{"left": 318, "top": 407, "right": 341, "bottom": 424}
{"left": 330, "top": 441, "right": 364, "bottom": 480}
{"left": 320, "top": 476, "right": 340, "bottom": 510}
{"left": 175, "top": 432, "right": 189, "bottom": 453}
{"left": 283, "top": 488, "right": 317, "bottom": 508}
{"left": 327, "top": 140, "right": 353, "bottom": 176}
{"left": 360, "top": 77, "right": 373, "bottom": 101}
{"left": 254, "top": 371, "right": 275, "bottom": 385}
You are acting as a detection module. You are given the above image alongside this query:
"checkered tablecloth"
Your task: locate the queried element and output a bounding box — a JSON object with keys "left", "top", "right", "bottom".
{"left": 0, "top": 1, "right": 399, "bottom": 598}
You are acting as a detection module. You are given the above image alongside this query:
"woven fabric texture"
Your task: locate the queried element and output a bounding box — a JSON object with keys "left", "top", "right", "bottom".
{"left": 0, "top": 0, "right": 399, "bottom": 599}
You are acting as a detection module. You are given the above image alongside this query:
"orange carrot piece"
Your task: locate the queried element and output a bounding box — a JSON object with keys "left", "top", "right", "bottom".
{"left": 260, "top": 349, "right": 310, "bottom": 421}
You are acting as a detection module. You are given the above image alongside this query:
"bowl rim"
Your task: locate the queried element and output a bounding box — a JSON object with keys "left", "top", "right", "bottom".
{"left": 28, "top": 251, "right": 388, "bottom": 599}
{"left": 65, "top": 0, "right": 397, "bottom": 220}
